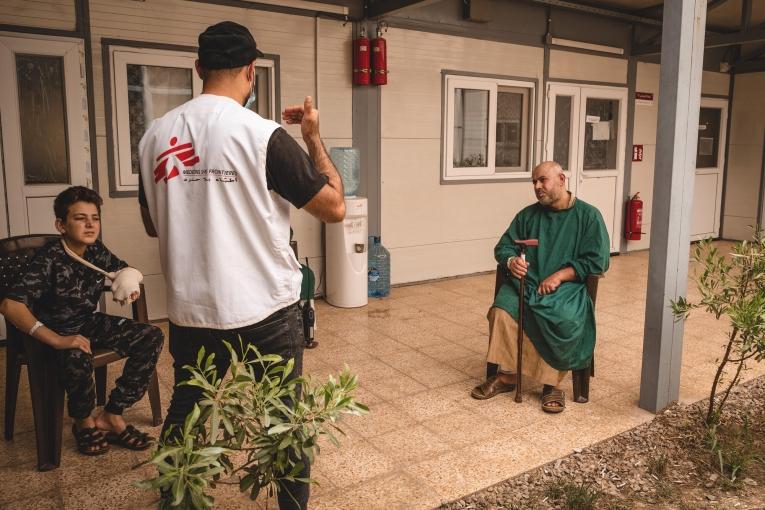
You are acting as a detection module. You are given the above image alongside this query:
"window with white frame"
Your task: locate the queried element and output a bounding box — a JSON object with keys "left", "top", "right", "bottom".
{"left": 109, "top": 46, "right": 276, "bottom": 193}
{"left": 443, "top": 74, "right": 534, "bottom": 181}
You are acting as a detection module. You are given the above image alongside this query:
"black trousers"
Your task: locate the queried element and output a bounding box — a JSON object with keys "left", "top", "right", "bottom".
{"left": 161, "top": 303, "right": 309, "bottom": 510}
{"left": 56, "top": 312, "right": 164, "bottom": 419}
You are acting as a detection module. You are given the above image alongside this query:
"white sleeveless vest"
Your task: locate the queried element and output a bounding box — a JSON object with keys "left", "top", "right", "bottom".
{"left": 139, "top": 94, "right": 301, "bottom": 329}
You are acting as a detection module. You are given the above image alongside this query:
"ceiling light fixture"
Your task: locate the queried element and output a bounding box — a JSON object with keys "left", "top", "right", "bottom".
{"left": 550, "top": 37, "right": 625, "bottom": 56}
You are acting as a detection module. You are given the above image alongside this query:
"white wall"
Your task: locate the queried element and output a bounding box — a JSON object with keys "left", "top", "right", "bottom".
{"left": 627, "top": 64, "right": 730, "bottom": 251}
{"left": 0, "top": 0, "right": 76, "bottom": 31}
{"left": 380, "top": 28, "right": 543, "bottom": 285}
{"left": 88, "top": 0, "right": 351, "bottom": 318}
{"left": 549, "top": 50, "right": 627, "bottom": 83}
{"left": 723, "top": 72, "right": 765, "bottom": 240}
{"left": 380, "top": 31, "right": 733, "bottom": 285}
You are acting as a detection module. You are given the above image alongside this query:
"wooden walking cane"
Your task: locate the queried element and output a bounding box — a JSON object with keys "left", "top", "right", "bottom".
{"left": 513, "top": 239, "right": 538, "bottom": 403}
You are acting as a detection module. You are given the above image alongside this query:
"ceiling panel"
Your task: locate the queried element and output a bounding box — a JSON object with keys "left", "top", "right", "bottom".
{"left": 585, "top": 0, "right": 765, "bottom": 31}
{"left": 707, "top": 0, "right": 765, "bottom": 30}
{"left": 586, "top": 0, "right": 662, "bottom": 10}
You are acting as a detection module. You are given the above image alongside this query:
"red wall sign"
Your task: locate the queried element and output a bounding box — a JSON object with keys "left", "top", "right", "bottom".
{"left": 635, "top": 92, "right": 654, "bottom": 106}
{"left": 632, "top": 145, "right": 644, "bottom": 162}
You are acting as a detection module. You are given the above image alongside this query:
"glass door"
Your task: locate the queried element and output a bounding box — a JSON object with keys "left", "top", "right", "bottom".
{"left": 691, "top": 97, "right": 727, "bottom": 240}
{"left": 545, "top": 83, "right": 580, "bottom": 189}
{"left": 0, "top": 35, "right": 90, "bottom": 236}
{"left": 546, "top": 83, "right": 628, "bottom": 252}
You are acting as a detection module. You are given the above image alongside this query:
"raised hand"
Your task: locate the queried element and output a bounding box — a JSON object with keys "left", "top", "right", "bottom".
{"left": 282, "top": 96, "right": 320, "bottom": 142}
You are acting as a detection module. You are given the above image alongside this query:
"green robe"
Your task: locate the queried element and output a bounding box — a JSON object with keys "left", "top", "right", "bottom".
{"left": 493, "top": 197, "right": 610, "bottom": 371}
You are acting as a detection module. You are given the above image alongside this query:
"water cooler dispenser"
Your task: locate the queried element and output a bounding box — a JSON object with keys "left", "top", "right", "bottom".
{"left": 325, "top": 148, "right": 368, "bottom": 308}
{"left": 326, "top": 197, "right": 368, "bottom": 307}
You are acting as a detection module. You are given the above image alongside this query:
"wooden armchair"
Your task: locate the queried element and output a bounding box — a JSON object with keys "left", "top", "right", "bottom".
{"left": 486, "top": 265, "right": 602, "bottom": 404}
{"left": 1, "top": 234, "right": 162, "bottom": 471}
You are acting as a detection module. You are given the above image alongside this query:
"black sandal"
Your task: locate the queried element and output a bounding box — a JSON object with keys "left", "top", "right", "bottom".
{"left": 72, "top": 423, "right": 110, "bottom": 456}
{"left": 104, "top": 424, "right": 153, "bottom": 451}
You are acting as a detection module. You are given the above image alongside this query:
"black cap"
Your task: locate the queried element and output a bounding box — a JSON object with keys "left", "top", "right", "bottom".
{"left": 198, "top": 21, "right": 264, "bottom": 70}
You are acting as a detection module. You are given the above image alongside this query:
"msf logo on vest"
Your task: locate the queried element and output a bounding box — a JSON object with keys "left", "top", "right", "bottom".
{"left": 154, "top": 137, "right": 200, "bottom": 183}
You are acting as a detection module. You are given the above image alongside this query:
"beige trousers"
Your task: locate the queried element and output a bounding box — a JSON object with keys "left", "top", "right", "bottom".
{"left": 486, "top": 306, "right": 567, "bottom": 387}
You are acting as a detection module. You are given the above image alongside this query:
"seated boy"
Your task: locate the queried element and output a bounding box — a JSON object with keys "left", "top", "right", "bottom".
{"left": 0, "top": 186, "right": 164, "bottom": 455}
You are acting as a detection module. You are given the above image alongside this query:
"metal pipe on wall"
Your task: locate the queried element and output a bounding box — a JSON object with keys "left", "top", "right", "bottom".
{"left": 315, "top": 16, "right": 320, "bottom": 109}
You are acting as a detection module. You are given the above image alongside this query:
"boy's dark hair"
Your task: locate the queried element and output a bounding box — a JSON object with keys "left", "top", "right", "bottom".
{"left": 54, "top": 186, "right": 103, "bottom": 220}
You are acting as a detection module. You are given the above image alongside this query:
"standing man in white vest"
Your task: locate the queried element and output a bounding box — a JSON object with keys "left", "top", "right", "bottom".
{"left": 137, "top": 21, "right": 345, "bottom": 510}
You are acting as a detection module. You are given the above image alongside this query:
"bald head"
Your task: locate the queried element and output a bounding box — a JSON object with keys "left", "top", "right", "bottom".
{"left": 533, "top": 161, "right": 563, "bottom": 177}
{"left": 532, "top": 161, "right": 568, "bottom": 209}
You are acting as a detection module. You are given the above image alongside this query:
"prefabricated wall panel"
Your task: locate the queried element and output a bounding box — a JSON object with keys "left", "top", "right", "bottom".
{"left": 381, "top": 28, "right": 542, "bottom": 284}
{"left": 627, "top": 64, "right": 730, "bottom": 252}
{"left": 628, "top": 62, "right": 660, "bottom": 252}
{"left": 381, "top": 26, "right": 733, "bottom": 285}
{"left": 0, "top": 0, "right": 77, "bottom": 32}
{"left": 86, "top": 0, "right": 351, "bottom": 319}
{"left": 723, "top": 72, "right": 765, "bottom": 241}
{"left": 549, "top": 50, "right": 627, "bottom": 84}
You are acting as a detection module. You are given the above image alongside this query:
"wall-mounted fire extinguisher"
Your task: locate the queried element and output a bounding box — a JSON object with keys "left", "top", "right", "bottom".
{"left": 625, "top": 192, "right": 643, "bottom": 241}
{"left": 371, "top": 23, "right": 388, "bottom": 85}
{"left": 353, "top": 26, "right": 370, "bottom": 86}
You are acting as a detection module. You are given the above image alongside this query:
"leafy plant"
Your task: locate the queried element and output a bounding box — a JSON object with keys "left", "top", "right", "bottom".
{"left": 706, "top": 416, "right": 759, "bottom": 483}
{"left": 671, "top": 233, "right": 765, "bottom": 425}
{"left": 544, "top": 481, "right": 600, "bottom": 510}
{"left": 543, "top": 480, "right": 564, "bottom": 501}
{"left": 135, "top": 340, "right": 368, "bottom": 509}
{"left": 646, "top": 453, "right": 669, "bottom": 477}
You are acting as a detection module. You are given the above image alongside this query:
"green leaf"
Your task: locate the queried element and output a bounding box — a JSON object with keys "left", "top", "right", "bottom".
{"left": 249, "top": 481, "right": 262, "bottom": 501}
{"left": 240, "top": 474, "right": 256, "bottom": 492}
{"left": 183, "top": 404, "right": 201, "bottom": 438}
{"left": 268, "top": 423, "right": 293, "bottom": 435}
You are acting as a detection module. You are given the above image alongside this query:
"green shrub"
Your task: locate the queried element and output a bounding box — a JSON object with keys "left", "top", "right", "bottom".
{"left": 672, "top": 233, "right": 765, "bottom": 425}
{"left": 136, "top": 340, "right": 367, "bottom": 509}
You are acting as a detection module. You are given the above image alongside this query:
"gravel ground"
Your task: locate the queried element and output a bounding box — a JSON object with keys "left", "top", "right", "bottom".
{"left": 438, "top": 377, "right": 765, "bottom": 510}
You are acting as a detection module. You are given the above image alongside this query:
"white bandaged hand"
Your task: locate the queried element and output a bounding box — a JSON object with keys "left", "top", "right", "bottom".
{"left": 110, "top": 267, "right": 144, "bottom": 305}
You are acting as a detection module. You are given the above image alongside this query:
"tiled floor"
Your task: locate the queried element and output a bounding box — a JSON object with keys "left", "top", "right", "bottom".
{"left": 2, "top": 242, "right": 762, "bottom": 509}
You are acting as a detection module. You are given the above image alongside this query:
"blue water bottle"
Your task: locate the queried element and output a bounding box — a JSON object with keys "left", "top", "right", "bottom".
{"left": 368, "top": 236, "right": 390, "bottom": 297}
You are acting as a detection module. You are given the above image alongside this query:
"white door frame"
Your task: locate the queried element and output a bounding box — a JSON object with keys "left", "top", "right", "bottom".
{"left": 545, "top": 82, "right": 628, "bottom": 253}
{"left": 0, "top": 33, "right": 89, "bottom": 236}
{"left": 692, "top": 96, "right": 728, "bottom": 241}
{"left": 544, "top": 83, "right": 580, "bottom": 187}
{"left": 110, "top": 47, "right": 203, "bottom": 192}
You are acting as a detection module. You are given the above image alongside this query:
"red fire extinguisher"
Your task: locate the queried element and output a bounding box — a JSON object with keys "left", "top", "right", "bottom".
{"left": 625, "top": 192, "right": 643, "bottom": 241}
{"left": 371, "top": 24, "right": 388, "bottom": 85}
{"left": 353, "top": 26, "right": 370, "bottom": 86}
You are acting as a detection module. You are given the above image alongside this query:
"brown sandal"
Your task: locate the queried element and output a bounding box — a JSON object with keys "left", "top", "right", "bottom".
{"left": 471, "top": 375, "right": 516, "bottom": 400}
{"left": 542, "top": 385, "right": 566, "bottom": 413}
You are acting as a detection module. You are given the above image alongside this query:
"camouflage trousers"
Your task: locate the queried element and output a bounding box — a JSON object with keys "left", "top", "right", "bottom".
{"left": 55, "top": 312, "right": 164, "bottom": 419}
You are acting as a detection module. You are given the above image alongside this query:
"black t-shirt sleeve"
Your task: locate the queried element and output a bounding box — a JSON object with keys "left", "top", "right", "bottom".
{"left": 265, "top": 128, "right": 328, "bottom": 208}
{"left": 5, "top": 245, "right": 54, "bottom": 309}
{"left": 138, "top": 174, "right": 148, "bottom": 208}
{"left": 92, "top": 240, "right": 129, "bottom": 273}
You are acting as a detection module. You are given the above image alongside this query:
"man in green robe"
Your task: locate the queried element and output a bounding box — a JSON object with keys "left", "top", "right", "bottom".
{"left": 470, "top": 161, "right": 610, "bottom": 412}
